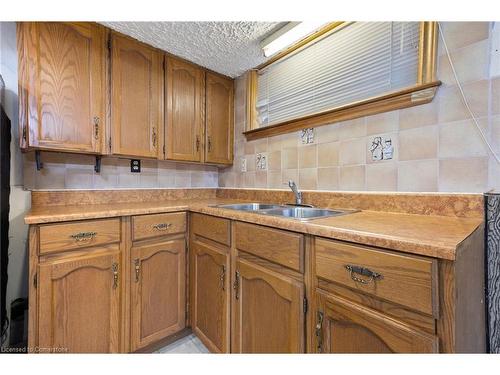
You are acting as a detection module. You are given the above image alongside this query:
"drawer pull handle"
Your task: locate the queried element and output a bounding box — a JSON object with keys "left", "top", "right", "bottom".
{"left": 152, "top": 223, "right": 172, "bottom": 231}
{"left": 345, "top": 265, "right": 382, "bottom": 284}
{"left": 70, "top": 231, "right": 97, "bottom": 242}
{"left": 112, "top": 263, "right": 119, "bottom": 289}
{"left": 233, "top": 271, "right": 240, "bottom": 300}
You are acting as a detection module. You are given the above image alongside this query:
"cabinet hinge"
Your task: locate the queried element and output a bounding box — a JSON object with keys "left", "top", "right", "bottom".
{"left": 33, "top": 273, "right": 37, "bottom": 289}
{"left": 109, "top": 137, "right": 112, "bottom": 153}
{"left": 22, "top": 125, "right": 27, "bottom": 141}
{"left": 303, "top": 297, "right": 308, "bottom": 314}
{"left": 163, "top": 145, "right": 165, "bottom": 157}
{"left": 107, "top": 38, "right": 112, "bottom": 51}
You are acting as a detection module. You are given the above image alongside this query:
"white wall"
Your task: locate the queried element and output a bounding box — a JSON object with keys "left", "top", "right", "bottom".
{"left": 0, "top": 21, "right": 31, "bottom": 346}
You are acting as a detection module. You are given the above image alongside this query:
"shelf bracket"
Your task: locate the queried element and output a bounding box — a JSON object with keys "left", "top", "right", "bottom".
{"left": 35, "top": 150, "right": 43, "bottom": 171}
{"left": 94, "top": 156, "right": 102, "bottom": 173}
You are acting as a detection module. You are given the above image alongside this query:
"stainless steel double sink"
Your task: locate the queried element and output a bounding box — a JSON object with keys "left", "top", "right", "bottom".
{"left": 214, "top": 203, "right": 358, "bottom": 221}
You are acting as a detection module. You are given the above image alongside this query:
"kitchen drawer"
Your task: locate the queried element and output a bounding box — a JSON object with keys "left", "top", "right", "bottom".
{"left": 191, "top": 213, "right": 231, "bottom": 246}
{"left": 39, "top": 218, "right": 121, "bottom": 255}
{"left": 315, "top": 238, "right": 438, "bottom": 317}
{"left": 132, "top": 212, "right": 186, "bottom": 241}
{"left": 235, "top": 222, "right": 304, "bottom": 272}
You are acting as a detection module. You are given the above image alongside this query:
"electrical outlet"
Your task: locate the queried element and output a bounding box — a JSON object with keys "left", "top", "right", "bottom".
{"left": 256, "top": 153, "right": 267, "bottom": 170}
{"left": 130, "top": 159, "right": 141, "bottom": 173}
{"left": 240, "top": 157, "right": 247, "bottom": 172}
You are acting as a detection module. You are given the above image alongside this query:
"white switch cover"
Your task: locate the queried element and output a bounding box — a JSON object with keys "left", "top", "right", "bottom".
{"left": 256, "top": 153, "right": 267, "bottom": 170}
{"left": 240, "top": 157, "right": 247, "bottom": 172}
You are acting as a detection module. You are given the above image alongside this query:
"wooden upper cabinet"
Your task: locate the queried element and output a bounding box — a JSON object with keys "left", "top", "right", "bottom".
{"left": 190, "top": 240, "right": 230, "bottom": 353}
{"left": 130, "top": 239, "right": 186, "bottom": 351}
{"left": 165, "top": 56, "right": 204, "bottom": 162}
{"left": 205, "top": 72, "right": 234, "bottom": 165}
{"left": 232, "top": 258, "right": 305, "bottom": 353}
{"left": 315, "top": 291, "right": 438, "bottom": 354}
{"left": 37, "top": 247, "right": 121, "bottom": 353}
{"left": 17, "top": 22, "right": 107, "bottom": 153}
{"left": 110, "top": 33, "right": 163, "bottom": 158}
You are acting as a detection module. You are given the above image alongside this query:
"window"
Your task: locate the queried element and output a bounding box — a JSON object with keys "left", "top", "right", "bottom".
{"left": 245, "top": 22, "right": 439, "bottom": 140}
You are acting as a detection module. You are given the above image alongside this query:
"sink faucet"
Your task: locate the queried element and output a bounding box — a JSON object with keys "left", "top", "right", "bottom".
{"left": 288, "top": 180, "right": 303, "bottom": 205}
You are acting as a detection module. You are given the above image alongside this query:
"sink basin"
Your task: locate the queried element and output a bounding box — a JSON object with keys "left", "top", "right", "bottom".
{"left": 216, "top": 203, "right": 284, "bottom": 211}
{"left": 261, "top": 207, "right": 357, "bottom": 221}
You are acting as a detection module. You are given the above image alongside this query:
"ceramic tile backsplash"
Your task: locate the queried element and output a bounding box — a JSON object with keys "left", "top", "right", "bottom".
{"left": 219, "top": 22, "right": 500, "bottom": 193}
{"left": 23, "top": 152, "right": 219, "bottom": 190}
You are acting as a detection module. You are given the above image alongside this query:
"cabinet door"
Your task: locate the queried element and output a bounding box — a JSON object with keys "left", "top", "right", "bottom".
{"left": 17, "top": 22, "right": 106, "bottom": 153}
{"left": 130, "top": 239, "right": 186, "bottom": 351}
{"left": 111, "top": 33, "right": 163, "bottom": 158}
{"left": 165, "top": 56, "right": 204, "bottom": 162}
{"left": 191, "top": 241, "right": 230, "bottom": 353}
{"left": 205, "top": 72, "right": 234, "bottom": 165}
{"left": 315, "top": 291, "right": 438, "bottom": 353}
{"left": 232, "top": 258, "right": 305, "bottom": 353}
{"left": 38, "top": 247, "right": 121, "bottom": 353}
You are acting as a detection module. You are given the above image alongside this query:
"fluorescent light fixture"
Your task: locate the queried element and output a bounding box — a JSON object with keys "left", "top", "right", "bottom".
{"left": 261, "top": 21, "right": 328, "bottom": 57}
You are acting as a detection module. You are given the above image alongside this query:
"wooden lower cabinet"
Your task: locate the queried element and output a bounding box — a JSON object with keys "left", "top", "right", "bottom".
{"left": 190, "top": 240, "right": 230, "bottom": 353}
{"left": 130, "top": 238, "right": 186, "bottom": 351}
{"left": 232, "top": 258, "right": 305, "bottom": 353}
{"left": 38, "top": 246, "right": 122, "bottom": 353}
{"left": 315, "top": 290, "right": 438, "bottom": 353}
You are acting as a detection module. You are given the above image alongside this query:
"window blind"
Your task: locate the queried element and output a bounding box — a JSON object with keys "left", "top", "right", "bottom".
{"left": 256, "top": 22, "right": 420, "bottom": 127}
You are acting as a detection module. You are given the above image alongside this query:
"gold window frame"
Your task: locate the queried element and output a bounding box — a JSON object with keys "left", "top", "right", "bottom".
{"left": 244, "top": 21, "right": 440, "bottom": 141}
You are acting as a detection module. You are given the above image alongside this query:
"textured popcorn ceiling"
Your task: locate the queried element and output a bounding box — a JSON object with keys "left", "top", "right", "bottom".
{"left": 100, "top": 22, "right": 284, "bottom": 78}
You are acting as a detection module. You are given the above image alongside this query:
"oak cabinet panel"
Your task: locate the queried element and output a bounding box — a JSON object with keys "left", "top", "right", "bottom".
{"left": 130, "top": 239, "right": 186, "bottom": 351}
{"left": 17, "top": 22, "right": 107, "bottom": 153}
{"left": 111, "top": 33, "right": 163, "bottom": 158}
{"left": 232, "top": 258, "right": 305, "bottom": 353}
{"left": 38, "top": 247, "right": 121, "bottom": 353}
{"left": 205, "top": 72, "right": 234, "bottom": 165}
{"left": 315, "top": 290, "right": 438, "bottom": 353}
{"left": 165, "top": 56, "right": 204, "bottom": 162}
{"left": 191, "top": 241, "right": 230, "bottom": 353}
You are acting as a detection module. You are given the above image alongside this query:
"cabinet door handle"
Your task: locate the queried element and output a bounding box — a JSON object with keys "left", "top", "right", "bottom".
{"left": 315, "top": 311, "right": 324, "bottom": 353}
{"left": 152, "top": 127, "right": 157, "bottom": 147}
{"left": 196, "top": 135, "right": 200, "bottom": 152}
{"left": 70, "top": 231, "right": 97, "bottom": 242}
{"left": 233, "top": 271, "right": 240, "bottom": 300}
{"left": 93, "top": 116, "right": 100, "bottom": 140}
{"left": 220, "top": 265, "right": 226, "bottom": 291}
{"left": 134, "top": 259, "right": 141, "bottom": 283}
{"left": 207, "top": 136, "right": 212, "bottom": 152}
{"left": 112, "top": 263, "right": 119, "bottom": 289}
{"left": 345, "top": 265, "right": 382, "bottom": 284}
{"left": 152, "top": 223, "right": 172, "bottom": 231}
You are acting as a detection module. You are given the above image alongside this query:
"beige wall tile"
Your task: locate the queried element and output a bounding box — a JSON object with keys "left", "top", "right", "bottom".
{"left": 339, "top": 138, "right": 366, "bottom": 166}
{"left": 489, "top": 116, "right": 500, "bottom": 153}
{"left": 438, "top": 22, "right": 490, "bottom": 52}
{"left": 493, "top": 78, "right": 500, "bottom": 116}
{"left": 245, "top": 154, "right": 256, "bottom": 172}
{"left": 255, "top": 171, "right": 267, "bottom": 188}
{"left": 399, "top": 101, "right": 438, "bottom": 130}
{"left": 267, "top": 135, "right": 282, "bottom": 152}
{"left": 299, "top": 144, "right": 317, "bottom": 168}
{"left": 398, "top": 125, "right": 437, "bottom": 161}
{"left": 338, "top": 118, "right": 366, "bottom": 140}
{"left": 439, "top": 157, "right": 488, "bottom": 192}
{"left": 366, "top": 111, "right": 399, "bottom": 135}
{"left": 281, "top": 132, "right": 299, "bottom": 149}
{"left": 318, "top": 142, "right": 339, "bottom": 167}
{"left": 282, "top": 148, "right": 298, "bottom": 169}
{"left": 439, "top": 119, "right": 488, "bottom": 158}
{"left": 299, "top": 168, "right": 317, "bottom": 190}
{"left": 437, "top": 40, "right": 490, "bottom": 85}
{"left": 268, "top": 150, "right": 281, "bottom": 171}
{"left": 398, "top": 160, "right": 438, "bottom": 192}
{"left": 315, "top": 123, "right": 340, "bottom": 144}
{"left": 317, "top": 167, "right": 339, "bottom": 190}
{"left": 244, "top": 172, "right": 256, "bottom": 188}
{"left": 65, "top": 168, "right": 94, "bottom": 189}
{"left": 366, "top": 162, "right": 397, "bottom": 191}
{"left": 339, "top": 165, "right": 365, "bottom": 191}
{"left": 438, "top": 80, "right": 489, "bottom": 123}
{"left": 282, "top": 169, "right": 299, "bottom": 185}
{"left": 267, "top": 171, "right": 282, "bottom": 188}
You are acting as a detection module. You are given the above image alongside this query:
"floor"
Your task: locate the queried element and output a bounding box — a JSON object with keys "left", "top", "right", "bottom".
{"left": 155, "top": 334, "right": 210, "bottom": 353}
